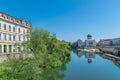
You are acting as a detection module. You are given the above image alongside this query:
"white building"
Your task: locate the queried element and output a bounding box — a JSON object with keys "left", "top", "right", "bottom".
{"left": 77, "top": 34, "right": 96, "bottom": 47}
{"left": 77, "top": 39, "right": 83, "bottom": 47}
{"left": 84, "top": 34, "right": 96, "bottom": 47}
{"left": 0, "top": 12, "right": 31, "bottom": 54}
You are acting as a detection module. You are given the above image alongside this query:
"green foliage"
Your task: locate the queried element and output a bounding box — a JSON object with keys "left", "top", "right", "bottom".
{"left": 0, "top": 28, "right": 71, "bottom": 80}
{"left": 26, "top": 28, "right": 71, "bottom": 68}
{"left": 96, "top": 43, "right": 99, "bottom": 47}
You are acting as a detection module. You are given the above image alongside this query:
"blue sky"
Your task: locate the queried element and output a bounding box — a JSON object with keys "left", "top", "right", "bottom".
{"left": 0, "top": 0, "right": 120, "bottom": 42}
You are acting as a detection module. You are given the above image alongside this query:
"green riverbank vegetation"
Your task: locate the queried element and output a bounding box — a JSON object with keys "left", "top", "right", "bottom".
{"left": 0, "top": 28, "right": 71, "bottom": 80}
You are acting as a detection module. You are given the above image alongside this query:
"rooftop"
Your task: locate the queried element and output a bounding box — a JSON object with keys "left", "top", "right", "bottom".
{"left": 100, "top": 38, "right": 120, "bottom": 41}
{"left": 0, "top": 11, "right": 31, "bottom": 28}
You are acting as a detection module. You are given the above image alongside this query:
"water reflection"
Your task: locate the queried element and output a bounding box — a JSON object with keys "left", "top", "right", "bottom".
{"left": 40, "top": 51, "right": 120, "bottom": 80}
{"left": 99, "top": 54, "right": 120, "bottom": 69}
{"left": 39, "top": 56, "right": 71, "bottom": 80}
{"left": 75, "top": 50, "right": 96, "bottom": 64}
{"left": 73, "top": 50, "right": 120, "bottom": 68}
{"left": 40, "top": 68, "right": 65, "bottom": 80}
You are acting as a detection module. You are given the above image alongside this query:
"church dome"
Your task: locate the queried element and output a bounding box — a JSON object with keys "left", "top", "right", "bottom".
{"left": 87, "top": 34, "right": 92, "bottom": 39}
{"left": 87, "top": 34, "right": 92, "bottom": 37}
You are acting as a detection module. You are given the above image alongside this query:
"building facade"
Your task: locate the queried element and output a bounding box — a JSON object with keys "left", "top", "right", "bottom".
{"left": 77, "top": 34, "right": 96, "bottom": 47}
{"left": 77, "top": 39, "right": 83, "bottom": 47}
{"left": 0, "top": 12, "right": 31, "bottom": 54}
{"left": 84, "top": 34, "right": 96, "bottom": 47}
{"left": 99, "top": 38, "right": 120, "bottom": 47}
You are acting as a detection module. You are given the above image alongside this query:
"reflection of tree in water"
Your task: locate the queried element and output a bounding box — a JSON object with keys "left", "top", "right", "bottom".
{"left": 40, "top": 68, "right": 64, "bottom": 80}
{"left": 39, "top": 58, "right": 71, "bottom": 80}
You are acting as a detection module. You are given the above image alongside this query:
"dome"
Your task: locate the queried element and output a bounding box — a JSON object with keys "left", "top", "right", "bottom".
{"left": 87, "top": 34, "right": 92, "bottom": 39}
{"left": 87, "top": 34, "right": 92, "bottom": 37}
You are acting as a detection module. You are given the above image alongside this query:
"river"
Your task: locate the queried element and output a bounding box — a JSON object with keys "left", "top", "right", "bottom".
{"left": 43, "top": 51, "right": 120, "bottom": 80}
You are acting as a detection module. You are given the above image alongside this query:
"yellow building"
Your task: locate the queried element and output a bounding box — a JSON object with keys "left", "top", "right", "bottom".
{"left": 0, "top": 12, "right": 31, "bottom": 54}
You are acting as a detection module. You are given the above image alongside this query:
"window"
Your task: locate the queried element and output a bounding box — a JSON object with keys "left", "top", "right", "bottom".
{"left": 23, "top": 29, "right": 25, "bottom": 34}
{"left": 13, "top": 45, "right": 16, "bottom": 52}
{"left": 9, "top": 45, "right": 12, "bottom": 52}
{"left": 9, "top": 25, "right": 11, "bottom": 31}
{"left": 13, "top": 35, "right": 16, "bottom": 41}
{"left": 18, "top": 28, "right": 21, "bottom": 33}
{"left": 18, "top": 46, "right": 21, "bottom": 52}
{"left": 4, "top": 45, "right": 7, "bottom": 53}
{"left": 0, "top": 23, "right": 1, "bottom": 29}
{"left": 4, "top": 24, "right": 6, "bottom": 30}
{"left": 19, "top": 35, "right": 21, "bottom": 41}
{"left": 9, "top": 34, "right": 11, "bottom": 41}
{"left": 13, "top": 27, "right": 16, "bottom": 32}
{"left": 0, "top": 45, "right": 2, "bottom": 53}
{"left": 0, "top": 33, "right": 1, "bottom": 40}
{"left": 23, "top": 36, "right": 25, "bottom": 41}
{"left": 4, "top": 33, "right": 7, "bottom": 41}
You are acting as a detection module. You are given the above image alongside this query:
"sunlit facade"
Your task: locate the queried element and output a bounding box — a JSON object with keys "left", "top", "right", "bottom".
{"left": 0, "top": 12, "right": 31, "bottom": 54}
{"left": 99, "top": 38, "right": 120, "bottom": 47}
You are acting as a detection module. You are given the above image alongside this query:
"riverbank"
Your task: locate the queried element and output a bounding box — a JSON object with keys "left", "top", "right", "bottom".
{"left": 77, "top": 47, "right": 120, "bottom": 61}
{"left": 101, "top": 53, "right": 120, "bottom": 61}
{"left": 78, "top": 48, "right": 101, "bottom": 53}
{"left": 0, "top": 53, "right": 33, "bottom": 63}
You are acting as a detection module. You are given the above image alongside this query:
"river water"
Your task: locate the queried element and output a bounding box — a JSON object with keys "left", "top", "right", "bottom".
{"left": 43, "top": 51, "right": 120, "bottom": 80}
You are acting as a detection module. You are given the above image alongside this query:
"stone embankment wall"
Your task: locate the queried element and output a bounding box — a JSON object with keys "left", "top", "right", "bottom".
{"left": 0, "top": 53, "right": 33, "bottom": 63}
{"left": 99, "top": 48, "right": 114, "bottom": 53}
{"left": 78, "top": 48, "right": 100, "bottom": 53}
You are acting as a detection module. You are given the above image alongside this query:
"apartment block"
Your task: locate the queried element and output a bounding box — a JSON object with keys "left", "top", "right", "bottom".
{"left": 0, "top": 12, "right": 31, "bottom": 54}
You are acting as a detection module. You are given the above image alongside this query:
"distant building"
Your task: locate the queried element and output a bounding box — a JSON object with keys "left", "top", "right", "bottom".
{"left": 84, "top": 34, "right": 96, "bottom": 47}
{"left": 99, "top": 38, "right": 120, "bottom": 47}
{"left": 71, "top": 41, "right": 78, "bottom": 48}
{"left": 99, "top": 39, "right": 111, "bottom": 47}
{"left": 77, "top": 39, "right": 83, "bottom": 47}
{"left": 77, "top": 34, "right": 96, "bottom": 47}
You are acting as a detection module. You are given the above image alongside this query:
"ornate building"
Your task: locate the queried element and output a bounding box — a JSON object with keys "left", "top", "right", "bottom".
{"left": 84, "top": 34, "right": 96, "bottom": 47}
{"left": 0, "top": 12, "right": 31, "bottom": 54}
{"left": 77, "top": 34, "right": 96, "bottom": 47}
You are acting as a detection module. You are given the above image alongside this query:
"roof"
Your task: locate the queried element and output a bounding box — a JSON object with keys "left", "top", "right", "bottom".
{"left": 100, "top": 38, "right": 120, "bottom": 41}
{"left": 0, "top": 11, "right": 31, "bottom": 28}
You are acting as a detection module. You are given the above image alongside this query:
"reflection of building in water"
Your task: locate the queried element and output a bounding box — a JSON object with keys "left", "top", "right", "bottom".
{"left": 88, "top": 59, "right": 92, "bottom": 64}
{"left": 75, "top": 51, "right": 96, "bottom": 64}
{"left": 85, "top": 52, "right": 96, "bottom": 59}
{"left": 77, "top": 52, "right": 83, "bottom": 58}
{"left": 85, "top": 52, "right": 96, "bottom": 64}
